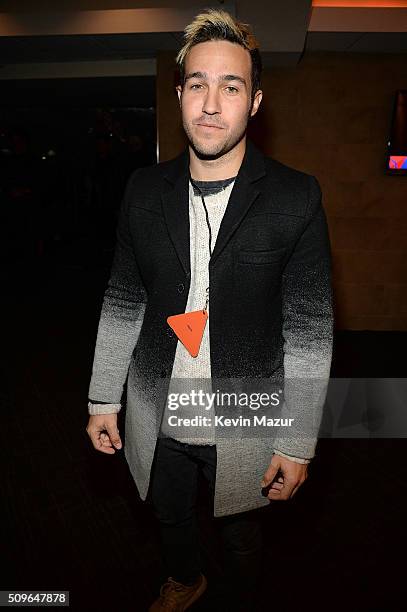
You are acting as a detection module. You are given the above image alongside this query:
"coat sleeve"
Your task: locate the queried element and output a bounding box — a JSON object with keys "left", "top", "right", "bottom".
{"left": 88, "top": 169, "right": 147, "bottom": 405}
{"left": 272, "top": 175, "right": 334, "bottom": 460}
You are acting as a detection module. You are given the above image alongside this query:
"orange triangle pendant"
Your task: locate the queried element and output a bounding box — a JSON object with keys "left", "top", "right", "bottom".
{"left": 167, "top": 310, "right": 208, "bottom": 357}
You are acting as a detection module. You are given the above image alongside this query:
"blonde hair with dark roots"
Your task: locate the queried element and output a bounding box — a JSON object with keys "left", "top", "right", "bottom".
{"left": 176, "top": 9, "right": 262, "bottom": 104}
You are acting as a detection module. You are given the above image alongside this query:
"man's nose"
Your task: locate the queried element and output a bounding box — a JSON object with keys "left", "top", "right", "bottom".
{"left": 202, "top": 87, "right": 221, "bottom": 115}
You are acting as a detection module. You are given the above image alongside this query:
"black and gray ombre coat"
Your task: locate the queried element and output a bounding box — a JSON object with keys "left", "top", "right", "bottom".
{"left": 88, "top": 139, "right": 334, "bottom": 517}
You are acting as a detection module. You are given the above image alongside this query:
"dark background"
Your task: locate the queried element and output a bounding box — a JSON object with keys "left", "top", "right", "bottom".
{"left": 1, "top": 6, "right": 407, "bottom": 612}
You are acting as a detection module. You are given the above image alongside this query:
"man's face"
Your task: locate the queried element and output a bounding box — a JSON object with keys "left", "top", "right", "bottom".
{"left": 176, "top": 40, "right": 262, "bottom": 159}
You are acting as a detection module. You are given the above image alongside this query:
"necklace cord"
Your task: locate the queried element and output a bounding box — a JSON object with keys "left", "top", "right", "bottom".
{"left": 190, "top": 177, "right": 213, "bottom": 312}
{"left": 190, "top": 178, "right": 213, "bottom": 259}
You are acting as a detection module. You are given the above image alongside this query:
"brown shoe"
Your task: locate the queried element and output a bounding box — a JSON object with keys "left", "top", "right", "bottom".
{"left": 148, "top": 573, "right": 207, "bottom": 611}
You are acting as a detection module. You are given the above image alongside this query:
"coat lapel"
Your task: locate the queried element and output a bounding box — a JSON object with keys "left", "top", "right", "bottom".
{"left": 160, "top": 139, "right": 268, "bottom": 274}
{"left": 161, "top": 148, "right": 191, "bottom": 276}
{"left": 209, "top": 139, "right": 267, "bottom": 268}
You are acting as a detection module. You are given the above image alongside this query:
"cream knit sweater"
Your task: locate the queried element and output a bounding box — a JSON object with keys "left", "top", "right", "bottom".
{"left": 160, "top": 177, "right": 235, "bottom": 445}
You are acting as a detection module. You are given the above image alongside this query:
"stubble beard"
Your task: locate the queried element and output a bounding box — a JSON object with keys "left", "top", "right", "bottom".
{"left": 183, "top": 106, "right": 252, "bottom": 161}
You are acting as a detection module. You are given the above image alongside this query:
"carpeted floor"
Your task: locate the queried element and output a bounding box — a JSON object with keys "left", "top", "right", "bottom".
{"left": 1, "top": 251, "right": 406, "bottom": 612}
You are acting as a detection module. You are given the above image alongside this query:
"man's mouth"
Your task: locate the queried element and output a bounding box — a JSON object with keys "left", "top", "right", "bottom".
{"left": 195, "top": 123, "right": 224, "bottom": 129}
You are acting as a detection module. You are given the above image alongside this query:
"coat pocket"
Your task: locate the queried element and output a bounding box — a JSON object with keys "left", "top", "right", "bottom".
{"left": 237, "top": 247, "right": 287, "bottom": 265}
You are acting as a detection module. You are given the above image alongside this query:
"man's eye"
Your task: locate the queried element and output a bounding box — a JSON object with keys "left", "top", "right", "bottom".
{"left": 226, "top": 86, "right": 238, "bottom": 93}
{"left": 190, "top": 84, "right": 202, "bottom": 90}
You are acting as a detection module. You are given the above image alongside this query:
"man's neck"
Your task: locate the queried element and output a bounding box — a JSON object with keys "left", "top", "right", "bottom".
{"left": 189, "top": 136, "right": 246, "bottom": 181}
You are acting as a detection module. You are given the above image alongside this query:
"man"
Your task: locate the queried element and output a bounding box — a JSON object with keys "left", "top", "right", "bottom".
{"left": 86, "top": 9, "right": 333, "bottom": 612}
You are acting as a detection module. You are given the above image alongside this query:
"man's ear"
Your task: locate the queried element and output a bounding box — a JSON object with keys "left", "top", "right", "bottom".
{"left": 175, "top": 84, "right": 182, "bottom": 107}
{"left": 250, "top": 90, "right": 263, "bottom": 118}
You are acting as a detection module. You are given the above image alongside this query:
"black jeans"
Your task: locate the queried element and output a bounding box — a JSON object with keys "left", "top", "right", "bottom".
{"left": 149, "top": 435, "right": 264, "bottom": 609}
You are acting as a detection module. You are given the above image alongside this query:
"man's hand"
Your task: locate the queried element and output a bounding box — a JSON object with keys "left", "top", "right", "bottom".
{"left": 261, "top": 454, "right": 308, "bottom": 501}
{"left": 86, "top": 414, "right": 122, "bottom": 455}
